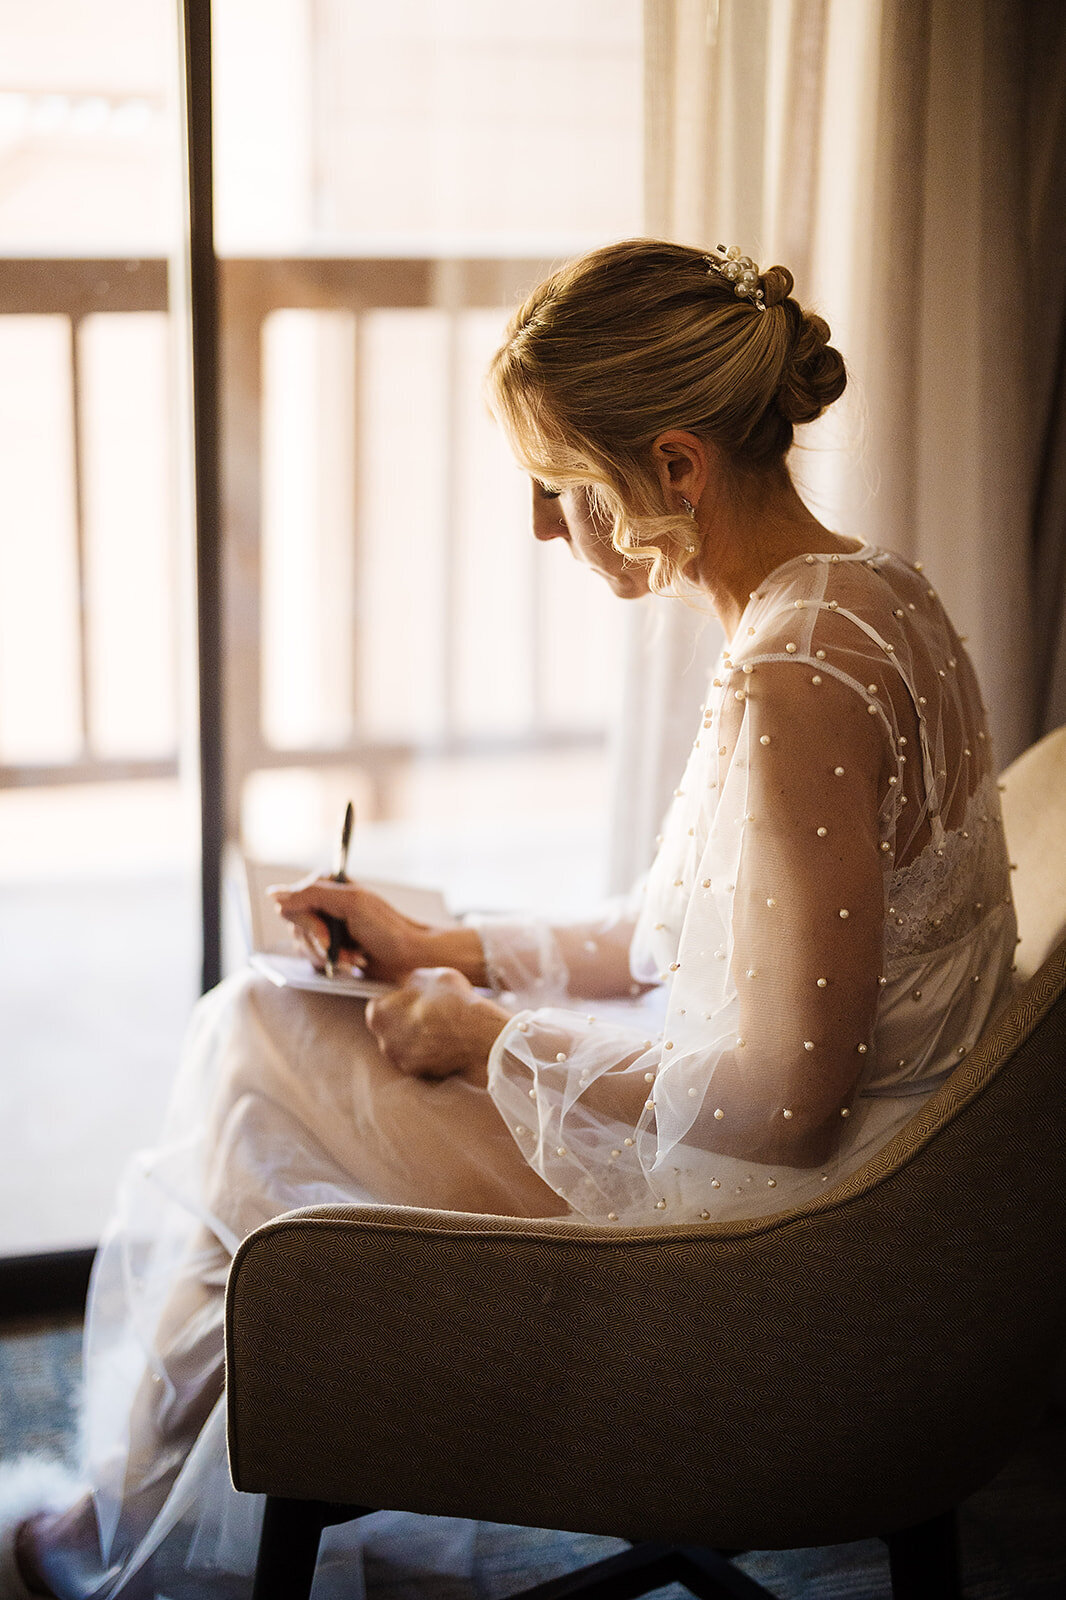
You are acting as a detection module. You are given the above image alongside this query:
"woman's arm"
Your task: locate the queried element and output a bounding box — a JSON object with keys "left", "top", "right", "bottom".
{"left": 486, "top": 659, "right": 890, "bottom": 1216}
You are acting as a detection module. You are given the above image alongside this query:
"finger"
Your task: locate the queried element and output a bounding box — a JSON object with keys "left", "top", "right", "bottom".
{"left": 293, "top": 910, "right": 332, "bottom": 948}
{"left": 266, "top": 870, "right": 322, "bottom": 899}
{"left": 407, "top": 965, "right": 470, "bottom": 996}
{"left": 335, "top": 947, "right": 368, "bottom": 973}
{"left": 292, "top": 929, "right": 327, "bottom": 968}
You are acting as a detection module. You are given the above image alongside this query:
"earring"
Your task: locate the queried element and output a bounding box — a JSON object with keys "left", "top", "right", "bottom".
{"left": 680, "top": 497, "right": 696, "bottom": 518}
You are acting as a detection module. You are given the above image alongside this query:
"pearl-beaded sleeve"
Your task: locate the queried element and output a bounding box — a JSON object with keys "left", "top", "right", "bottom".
{"left": 486, "top": 547, "right": 1016, "bottom": 1223}
{"left": 487, "top": 665, "right": 888, "bottom": 1221}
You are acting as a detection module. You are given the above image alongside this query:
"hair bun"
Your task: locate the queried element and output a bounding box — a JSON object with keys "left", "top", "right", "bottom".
{"left": 760, "top": 264, "right": 793, "bottom": 308}
{"left": 775, "top": 308, "right": 847, "bottom": 424}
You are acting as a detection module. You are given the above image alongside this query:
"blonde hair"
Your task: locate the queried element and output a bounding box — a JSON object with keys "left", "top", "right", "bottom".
{"left": 486, "top": 238, "right": 847, "bottom": 593}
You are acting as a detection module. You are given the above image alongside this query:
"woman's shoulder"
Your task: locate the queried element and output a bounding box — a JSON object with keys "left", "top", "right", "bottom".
{"left": 736, "top": 543, "right": 956, "bottom": 672}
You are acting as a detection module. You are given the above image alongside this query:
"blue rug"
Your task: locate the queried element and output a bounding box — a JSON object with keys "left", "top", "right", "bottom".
{"left": 2, "top": 1317, "right": 1064, "bottom": 1598}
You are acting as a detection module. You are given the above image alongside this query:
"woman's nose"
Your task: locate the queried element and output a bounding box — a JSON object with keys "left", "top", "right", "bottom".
{"left": 532, "top": 498, "right": 570, "bottom": 543}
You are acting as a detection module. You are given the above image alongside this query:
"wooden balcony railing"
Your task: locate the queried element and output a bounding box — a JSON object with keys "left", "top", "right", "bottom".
{"left": 0, "top": 255, "right": 616, "bottom": 835}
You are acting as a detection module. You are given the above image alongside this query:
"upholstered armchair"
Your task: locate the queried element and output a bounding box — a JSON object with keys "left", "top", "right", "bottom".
{"left": 225, "top": 726, "right": 1066, "bottom": 1600}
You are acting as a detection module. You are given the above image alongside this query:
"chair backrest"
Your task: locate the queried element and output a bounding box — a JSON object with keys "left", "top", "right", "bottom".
{"left": 1000, "top": 723, "right": 1066, "bottom": 980}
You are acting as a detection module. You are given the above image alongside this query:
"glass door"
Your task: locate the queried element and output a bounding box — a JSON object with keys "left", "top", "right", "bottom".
{"left": 0, "top": 0, "right": 201, "bottom": 1260}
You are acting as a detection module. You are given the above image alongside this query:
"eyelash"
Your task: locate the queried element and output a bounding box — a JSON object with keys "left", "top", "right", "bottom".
{"left": 536, "top": 482, "right": 562, "bottom": 501}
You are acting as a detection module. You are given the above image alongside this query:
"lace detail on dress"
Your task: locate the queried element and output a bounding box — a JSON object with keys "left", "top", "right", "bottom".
{"left": 885, "top": 775, "right": 1011, "bottom": 964}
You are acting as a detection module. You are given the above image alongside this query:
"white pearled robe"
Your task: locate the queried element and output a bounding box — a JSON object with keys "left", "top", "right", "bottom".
{"left": 37, "top": 543, "right": 1015, "bottom": 1598}
{"left": 481, "top": 543, "right": 1017, "bottom": 1223}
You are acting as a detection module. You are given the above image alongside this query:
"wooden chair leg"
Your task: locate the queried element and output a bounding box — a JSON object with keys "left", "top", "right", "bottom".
{"left": 251, "top": 1496, "right": 374, "bottom": 1600}
{"left": 885, "top": 1510, "right": 962, "bottom": 1600}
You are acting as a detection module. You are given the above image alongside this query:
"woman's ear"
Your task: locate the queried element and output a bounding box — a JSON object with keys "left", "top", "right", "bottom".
{"left": 650, "top": 431, "right": 711, "bottom": 515}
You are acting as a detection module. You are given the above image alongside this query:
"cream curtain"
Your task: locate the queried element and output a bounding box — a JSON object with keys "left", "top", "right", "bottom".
{"left": 609, "top": 0, "right": 1066, "bottom": 889}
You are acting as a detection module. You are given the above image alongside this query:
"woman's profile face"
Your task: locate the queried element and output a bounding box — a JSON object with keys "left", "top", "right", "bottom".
{"left": 530, "top": 480, "right": 649, "bottom": 599}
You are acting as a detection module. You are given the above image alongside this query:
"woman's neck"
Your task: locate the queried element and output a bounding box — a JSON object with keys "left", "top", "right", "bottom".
{"left": 691, "top": 470, "right": 858, "bottom": 638}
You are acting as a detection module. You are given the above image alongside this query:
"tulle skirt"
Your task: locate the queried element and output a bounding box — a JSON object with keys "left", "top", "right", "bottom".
{"left": 34, "top": 971, "right": 567, "bottom": 1600}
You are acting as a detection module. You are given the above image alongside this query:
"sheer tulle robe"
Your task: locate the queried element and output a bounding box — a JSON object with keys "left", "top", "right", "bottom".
{"left": 27, "top": 543, "right": 1015, "bottom": 1596}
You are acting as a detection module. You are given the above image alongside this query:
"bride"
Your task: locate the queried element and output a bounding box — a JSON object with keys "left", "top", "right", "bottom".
{"left": 5, "top": 238, "right": 1016, "bottom": 1597}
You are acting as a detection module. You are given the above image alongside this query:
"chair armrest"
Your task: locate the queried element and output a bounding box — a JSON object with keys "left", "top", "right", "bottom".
{"left": 226, "top": 1206, "right": 723, "bottom": 1537}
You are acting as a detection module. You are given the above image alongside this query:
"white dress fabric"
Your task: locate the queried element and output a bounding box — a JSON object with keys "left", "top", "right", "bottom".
{"left": 32, "top": 542, "right": 1015, "bottom": 1598}
{"left": 482, "top": 543, "right": 1017, "bottom": 1222}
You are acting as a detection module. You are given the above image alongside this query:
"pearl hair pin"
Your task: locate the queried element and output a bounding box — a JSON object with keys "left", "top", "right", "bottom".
{"left": 706, "top": 244, "right": 767, "bottom": 311}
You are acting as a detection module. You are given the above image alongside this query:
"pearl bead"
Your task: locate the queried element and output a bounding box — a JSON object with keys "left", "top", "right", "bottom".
{"left": 840, "top": 1108, "right": 851, "bottom": 1118}
{"left": 912, "top": 989, "right": 922, "bottom": 1001}
{"left": 528, "top": 1088, "right": 537, "bottom": 1098}
{"left": 711, "top": 1178, "right": 721, "bottom": 1188}
{"left": 794, "top": 599, "right": 805, "bottom": 609}
{"left": 736, "top": 1036, "right": 746, "bottom": 1047}
{"left": 785, "top": 642, "right": 797, "bottom": 653}
{"left": 714, "top": 1107, "right": 725, "bottom": 1120}
{"left": 760, "top": 734, "right": 771, "bottom": 745}
{"left": 702, "top": 878, "right": 711, "bottom": 888}
{"left": 688, "top": 1086, "right": 698, "bottom": 1096}
{"left": 746, "top": 968, "right": 757, "bottom": 978}
{"left": 817, "top": 826, "right": 828, "bottom": 836}
{"left": 742, "top": 662, "right": 755, "bottom": 674}
{"left": 610, "top": 1148, "right": 621, "bottom": 1157}
{"left": 828, "top": 600, "right": 838, "bottom": 609}
{"left": 804, "top": 1040, "right": 815, "bottom": 1051}
{"left": 515, "top": 1125, "right": 525, "bottom": 1134}
{"left": 839, "top": 908, "right": 850, "bottom": 918}
{"left": 834, "top": 766, "right": 845, "bottom": 776}
{"left": 624, "top": 1137, "right": 635, "bottom": 1147}
{"left": 881, "top": 841, "right": 891, "bottom": 851}
{"left": 816, "top": 977, "right": 827, "bottom": 987}
{"left": 868, "top": 703, "right": 878, "bottom": 714}
{"left": 607, "top": 1212, "right": 618, "bottom": 1221}
{"left": 644, "top": 1071, "right": 655, "bottom": 1083}
{"left": 767, "top": 1178, "right": 777, "bottom": 1188}
{"left": 664, "top": 1041, "right": 674, "bottom": 1049}
{"left": 766, "top": 897, "right": 777, "bottom": 907}
{"left": 816, "top": 649, "right": 826, "bottom": 660}
{"left": 805, "top": 554, "right": 815, "bottom": 564}
{"left": 783, "top": 1108, "right": 794, "bottom": 1119}
{"left": 645, "top": 1099, "right": 655, "bottom": 1110}
{"left": 669, "top": 961, "right": 680, "bottom": 971}
{"left": 655, "top": 1198, "right": 667, "bottom": 1210}
{"left": 812, "top": 674, "right": 823, "bottom": 685}
{"left": 557, "top": 1146, "right": 567, "bottom": 1156}
{"left": 517, "top": 1021, "right": 530, "bottom": 1033}
{"left": 857, "top": 1043, "right": 868, "bottom": 1053}
{"left": 555, "top": 1052, "right": 567, "bottom": 1062}
{"left": 735, "top": 689, "right": 747, "bottom": 700}
{"left": 700, "top": 1209, "right": 711, "bottom": 1219}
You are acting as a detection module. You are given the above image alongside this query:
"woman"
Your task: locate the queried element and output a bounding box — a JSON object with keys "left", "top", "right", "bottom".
{"left": 4, "top": 239, "right": 1015, "bottom": 1597}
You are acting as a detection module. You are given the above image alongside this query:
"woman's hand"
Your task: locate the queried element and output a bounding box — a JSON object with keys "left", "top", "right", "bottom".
{"left": 269, "top": 877, "right": 435, "bottom": 983}
{"left": 365, "top": 968, "right": 510, "bottom": 1085}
